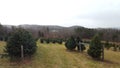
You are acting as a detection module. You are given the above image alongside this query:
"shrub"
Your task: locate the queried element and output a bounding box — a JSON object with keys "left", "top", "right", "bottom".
{"left": 46, "top": 39, "right": 50, "bottom": 44}
{"left": 104, "top": 41, "right": 111, "bottom": 50}
{"left": 5, "top": 28, "right": 37, "bottom": 58}
{"left": 51, "top": 39, "right": 56, "bottom": 43}
{"left": 65, "top": 36, "right": 76, "bottom": 50}
{"left": 40, "top": 38, "right": 44, "bottom": 43}
{"left": 57, "top": 39, "right": 62, "bottom": 44}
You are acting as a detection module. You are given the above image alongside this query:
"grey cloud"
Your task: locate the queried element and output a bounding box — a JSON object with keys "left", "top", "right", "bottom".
{"left": 77, "top": 10, "right": 120, "bottom": 28}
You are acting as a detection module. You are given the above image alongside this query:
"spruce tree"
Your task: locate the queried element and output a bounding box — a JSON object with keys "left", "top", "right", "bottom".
{"left": 65, "top": 36, "right": 76, "bottom": 50}
{"left": 87, "top": 34, "right": 103, "bottom": 60}
{"left": 5, "top": 28, "right": 37, "bottom": 58}
{"left": 104, "top": 41, "right": 111, "bottom": 50}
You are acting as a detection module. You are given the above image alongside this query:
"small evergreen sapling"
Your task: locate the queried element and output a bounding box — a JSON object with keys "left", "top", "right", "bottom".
{"left": 65, "top": 36, "right": 76, "bottom": 50}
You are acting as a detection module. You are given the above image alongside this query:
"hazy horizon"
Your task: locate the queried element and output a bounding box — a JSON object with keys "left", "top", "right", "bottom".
{"left": 0, "top": 0, "right": 120, "bottom": 28}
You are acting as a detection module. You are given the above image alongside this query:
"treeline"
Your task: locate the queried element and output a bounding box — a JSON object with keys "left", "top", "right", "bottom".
{"left": 0, "top": 24, "right": 11, "bottom": 41}
{"left": 1, "top": 24, "right": 120, "bottom": 43}
{"left": 40, "top": 38, "right": 63, "bottom": 44}
{"left": 74, "top": 27, "right": 120, "bottom": 43}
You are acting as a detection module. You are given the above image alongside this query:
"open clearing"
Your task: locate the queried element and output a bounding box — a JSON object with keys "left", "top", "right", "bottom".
{"left": 0, "top": 41, "right": 120, "bottom": 68}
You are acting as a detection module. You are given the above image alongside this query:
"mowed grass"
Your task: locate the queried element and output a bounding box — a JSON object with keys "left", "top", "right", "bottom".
{"left": 0, "top": 41, "right": 120, "bottom": 68}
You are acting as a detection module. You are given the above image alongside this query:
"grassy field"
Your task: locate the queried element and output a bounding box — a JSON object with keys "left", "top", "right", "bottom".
{"left": 0, "top": 41, "right": 120, "bottom": 68}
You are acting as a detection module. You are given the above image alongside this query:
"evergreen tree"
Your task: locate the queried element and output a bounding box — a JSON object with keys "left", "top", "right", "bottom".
{"left": 87, "top": 34, "right": 103, "bottom": 60}
{"left": 104, "top": 41, "right": 111, "bottom": 50}
{"left": 5, "top": 28, "right": 37, "bottom": 58}
{"left": 65, "top": 36, "right": 76, "bottom": 50}
{"left": 40, "top": 38, "right": 44, "bottom": 43}
{"left": 57, "top": 39, "right": 63, "bottom": 44}
{"left": 46, "top": 38, "right": 50, "bottom": 44}
{"left": 0, "top": 24, "right": 6, "bottom": 41}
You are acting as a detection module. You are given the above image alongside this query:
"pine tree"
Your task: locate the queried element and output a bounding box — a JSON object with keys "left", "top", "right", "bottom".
{"left": 65, "top": 36, "right": 76, "bottom": 50}
{"left": 104, "top": 41, "right": 111, "bottom": 50}
{"left": 5, "top": 28, "right": 37, "bottom": 58}
{"left": 87, "top": 34, "right": 103, "bottom": 60}
{"left": 46, "top": 38, "right": 50, "bottom": 44}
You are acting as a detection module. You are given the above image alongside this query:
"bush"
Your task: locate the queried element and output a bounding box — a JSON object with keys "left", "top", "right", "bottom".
{"left": 46, "top": 39, "right": 50, "bottom": 44}
{"left": 51, "top": 39, "right": 56, "bottom": 43}
{"left": 5, "top": 28, "right": 37, "bottom": 58}
{"left": 104, "top": 41, "right": 111, "bottom": 50}
{"left": 40, "top": 38, "right": 44, "bottom": 43}
{"left": 57, "top": 39, "right": 62, "bottom": 44}
{"left": 87, "top": 34, "right": 103, "bottom": 60}
{"left": 65, "top": 36, "right": 76, "bottom": 50}
{"left": 40, "top": 38, "right": 63, "bottom": 44}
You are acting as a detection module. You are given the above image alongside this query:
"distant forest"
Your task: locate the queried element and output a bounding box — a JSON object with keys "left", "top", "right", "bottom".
{"left": 0, "top": 24, "right": 120, "bottom": 42}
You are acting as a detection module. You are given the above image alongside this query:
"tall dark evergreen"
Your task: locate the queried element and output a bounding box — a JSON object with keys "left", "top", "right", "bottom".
{"left": 0, "top": 24, "right": 4, "bottom": 40}
{"left": 0, "top": 24, "right": 7, "bottom": 41}
{"left": 87, "top": 34, "right": 103, "bottom": 60}
{"left": 5, "top": 28, "right": 37, "bottom": 58}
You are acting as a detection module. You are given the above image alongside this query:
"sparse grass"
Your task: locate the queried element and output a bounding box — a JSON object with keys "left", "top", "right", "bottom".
{"left": 0, "top": 41, "right": 120, "bottom": 68}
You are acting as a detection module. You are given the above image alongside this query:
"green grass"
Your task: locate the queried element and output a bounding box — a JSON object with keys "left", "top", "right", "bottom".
{"left": 0, "top": 41, "right": 120, "bottom": 68}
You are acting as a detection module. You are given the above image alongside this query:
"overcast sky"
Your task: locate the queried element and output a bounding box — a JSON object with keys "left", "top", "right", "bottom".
{"left": 0, "top": 0, "right": 120, "bottom": 28}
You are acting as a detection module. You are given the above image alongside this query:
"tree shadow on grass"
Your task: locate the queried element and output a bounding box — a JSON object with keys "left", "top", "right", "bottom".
{"left": 86, "top": 55, "right": 120, "bottom": 65}
{"left": 65, "top": 49, "right": 84, "bottom": 53}
{"left": 65, "top": 49, "right": 88, "bottom": 56}
{"left": 85, "top": 54, "right": 120, "bottom": 65}
{"left": 9, "top": 56, "right": 32, "bottom": 66}
{"left": 65, "top": 49, "right": 120, "bottom": 65}
{"left": 102, "top": 60, "right": 120, "bottom": 65}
